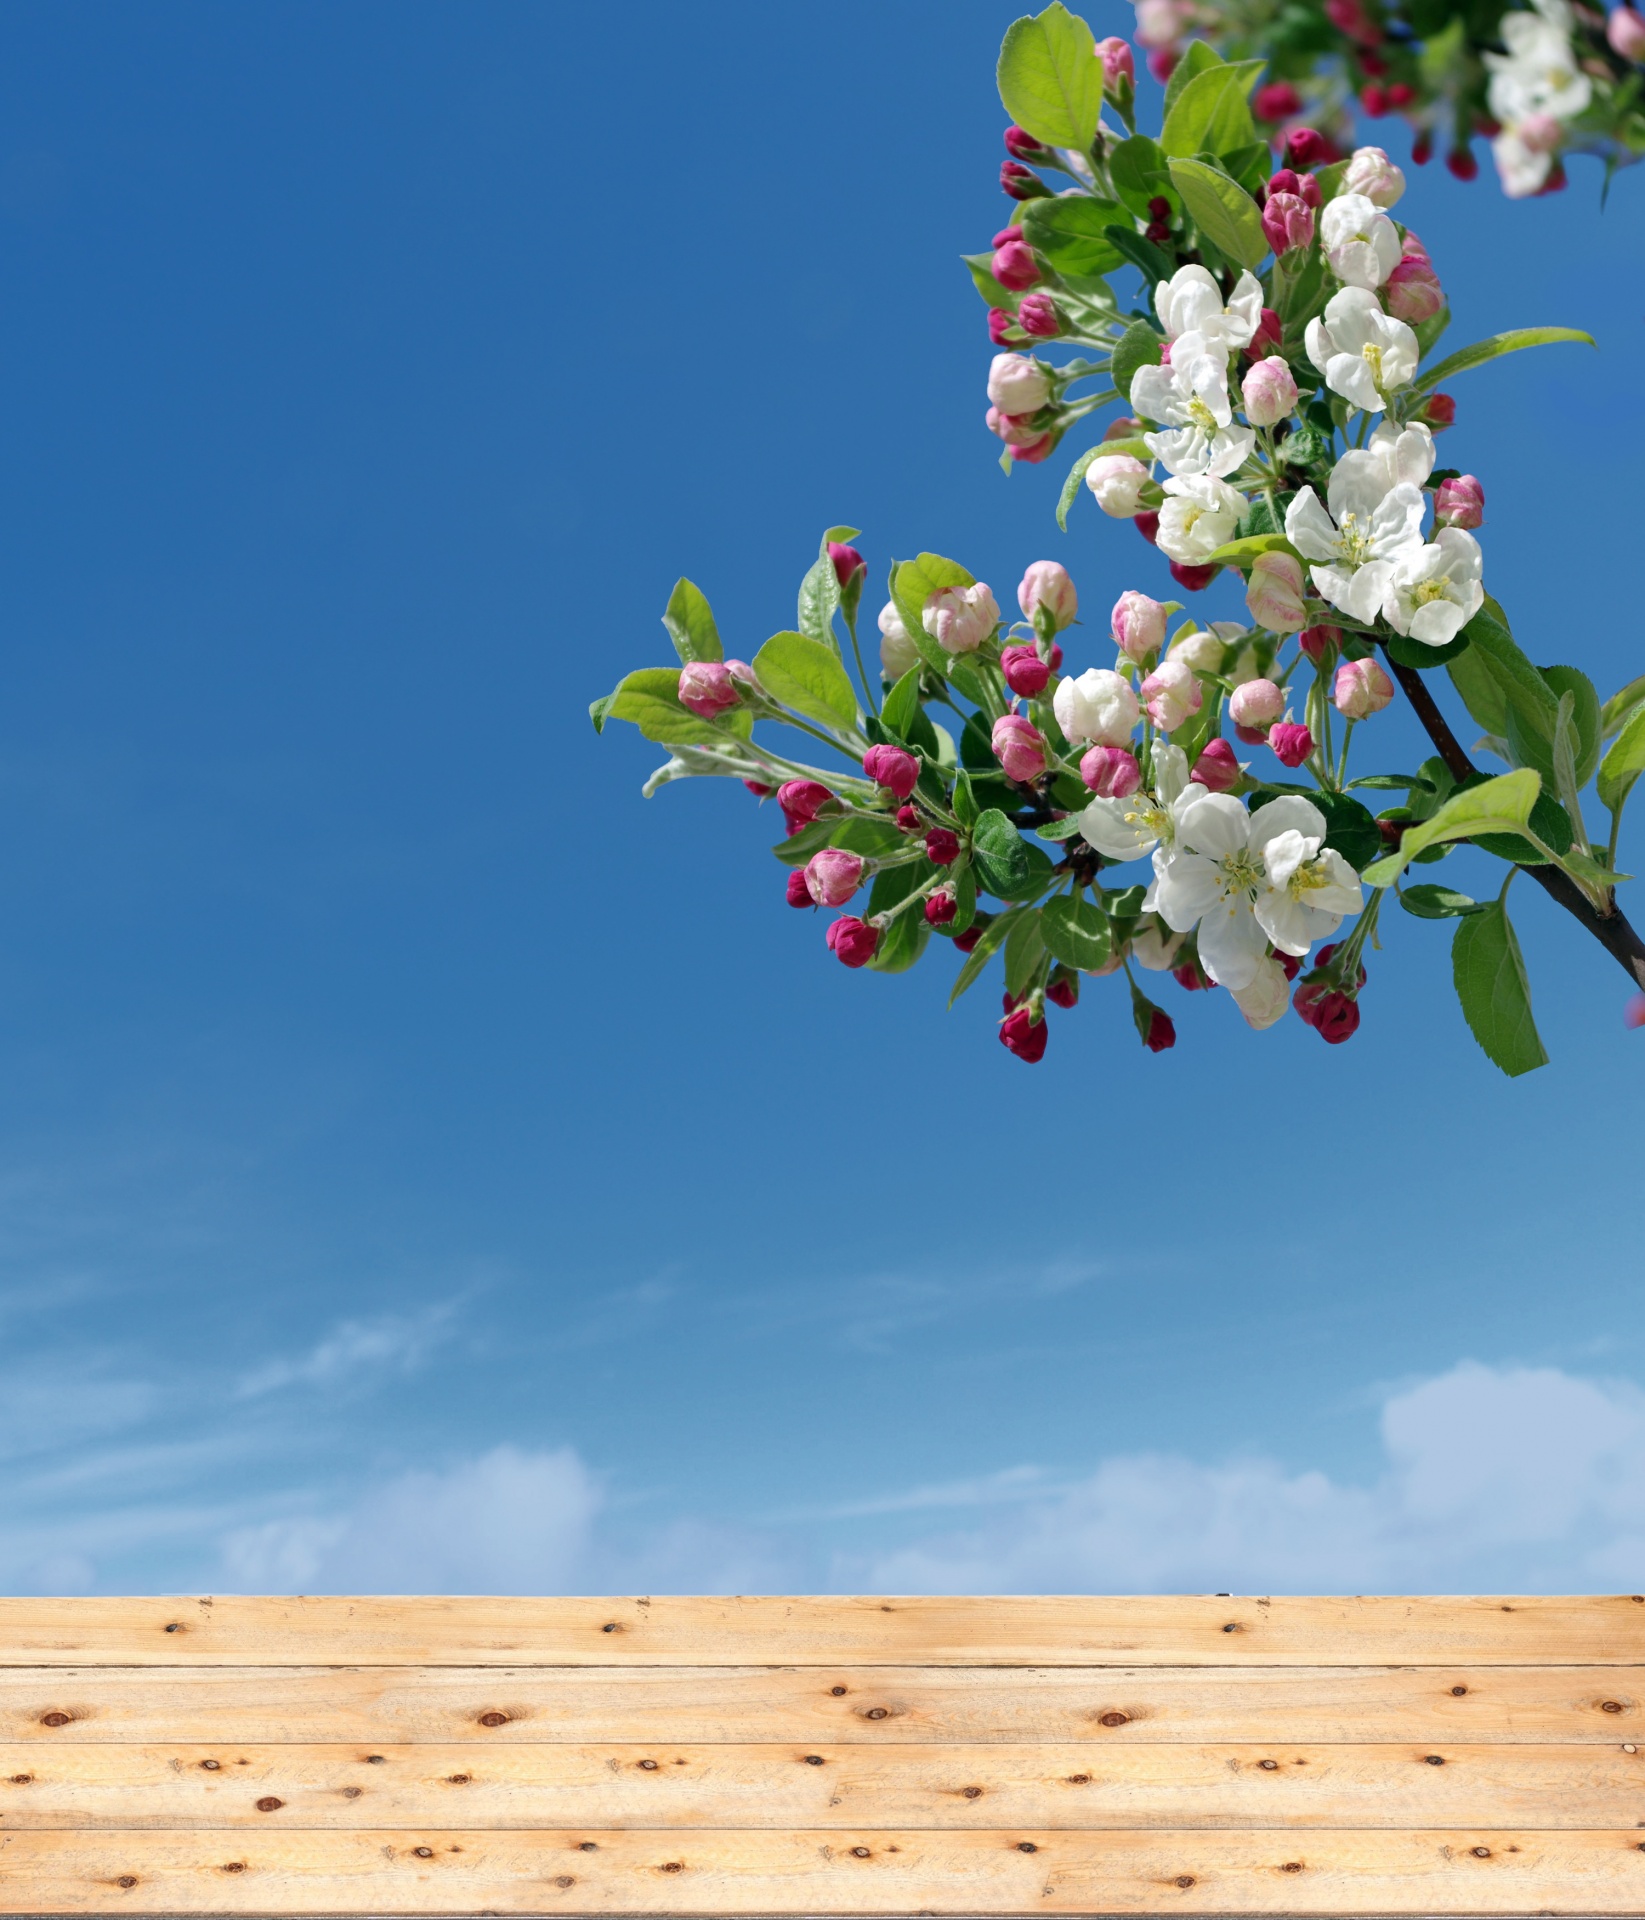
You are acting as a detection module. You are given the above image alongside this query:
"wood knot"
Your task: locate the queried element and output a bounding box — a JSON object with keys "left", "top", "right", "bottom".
{"left": 1472, "top": 1847, "right": 1491, "bottom": 1859}
{"left": 1425, "top": 1755, "right": 1445, "bottom": 1766}
{"left": 478, "top": 1711, "right": 510, "bottom": 1727}
{"left": 852, "top": 1848, "right": 871, "bottom": 1859}
{"left": 201, "top": 1759, "right": 220, "bottom": 1771}
{"left": 962, "top": 1786, "right": 983, "bottom": 1798}
{"left": 164, "top": 1623, "right": 183, "bottom": 1633}
{"left": 555, "top": 1876, "right": 575, "bottom": 1889}
{"left": 221, "top": 1862, "right": 245, "bottom": 1873}
{"left": 1259, "top": 1759, "right": 1279, "bottom": 1771}
{"left": 255, "top": 1796, "right": 284, "bottom": 1812}
{"left": 116, "top": 1877, "right": 137, "bottom": 1889}
{"left": 1280, "top": 1862, "right": 1303, "bottom": 1873}
{"left": 1066, "top": 1774, "right": 1090, "bottom": 1785}
{"left": 804, "top": 1755, "right": 826, "bottom": 1766}
{"left": 659, "top": 1861, "right": 683, "bottom": 1873}
{"left": 1018, "top": 1842, "right": 1038, "bottom": 1853}
{"left": 864, "top": 1707, "right": 890, "bottom": 1720}
{"left": 580, "top": 1843, "right": 598, "bottom": 1852}
{"left": 1099, "top": 1711, "right": 1129, "bottom": 1727}
{"left": 1175, "top": 1875, "right": 1195, "bottom": 1888}
{"left": 448, "top": 1775, "right": 470, "bottom": 1785}
{"left": 342, "top": 1786, "right": 362, "bottom": 1799}
{"left": 414, "top": 1846, "right": 434, "bottom": 1858}
{"left": 1603, "top": 1701, "right": 1626, "bottom": 1713}
{"left": 1451, "top": 1685, "right": 1468, "bottom": 1696}
{"left": 1221, "top": 1622, "right": 1240, "bottom": 1633}
{"left": 830, "top": 1685, "right": 848, "bottom": 1696}
{"left": 39, "top": 1712, "right": 71, "bottom": 1728}
{"left": 639, "top": 1759, "right": 659, "bottom": 1770}
{"left": 601, "top": 1622, "right": 621, "bottom": 1634}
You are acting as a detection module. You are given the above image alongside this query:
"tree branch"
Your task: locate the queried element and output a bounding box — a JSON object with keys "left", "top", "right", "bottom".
{"left": 1381, "top": 649, "right": 1645, "bottom": 990}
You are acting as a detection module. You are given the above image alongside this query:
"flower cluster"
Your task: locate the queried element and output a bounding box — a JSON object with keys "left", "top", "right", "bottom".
{"left": 1129, "top": 0, "right": 1645, "bottom": 197}
{"left": 596, "top": 7, "right": 1645, "bottom": 1077}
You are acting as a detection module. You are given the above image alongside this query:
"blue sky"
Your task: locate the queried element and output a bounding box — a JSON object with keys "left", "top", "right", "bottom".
{"left": 0, "top": 0, "right": 1640, "bottom": 1597}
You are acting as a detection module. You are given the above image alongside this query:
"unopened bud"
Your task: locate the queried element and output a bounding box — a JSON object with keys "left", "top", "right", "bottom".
{"left": 828, "top": 541, "right": 865, "bottom": 589}
{"left": 1015, "top": 293, "right": 1062, "bottom": 339}
{"left": 1421, "top": 391, "right": 1457, "bottom": 430}
{"left": 1111, "top": 589, "right": 1166, "bottom": 662}
{"left": 862, "top": 743, "right": 919, "bottom": 800}
{"left": 1435, "top": 474, "right": 1484, "bottom": 528}
{"left": 825, "top": 915, "right": 879, "bottom": 968}
{"left": 987, "top": 307, "right": 1021, "bottom": 347}
{"left": 1285, "top": 126, "right": 1328, "bottom": 169}
{"left": 986, "top": 351, "right": 1050, "bottom": 414}
{"left": 878, "top": 602, "right": 921, "bottom": 679}
{"left": 1018, "top": 560, "right": 1078, "bottom": 633}
{"left": 1085, "top": 453, "right": 1151, "bottom": 518}
{"left": 924, "top": 888, "right": 958, "bottom": 926}
{"left": 925, "top": 827, "right": 960, "bottom": 865}
{"left": 1242, "top": 356, "right": 1300, "bottom": 428}
{"left": 1253, "top": 81, "right": 1302, "bottom": 121}
{"left": 1080, "top": 744, "right": 1142, "bottom": 797}
{"left": 999, "top": 1005, "right": 1049, "bottom": 1062}
{"left": 1169, "top": 560, "right": 1220, "bottom": 593}
{"left": 1141, "top": 658, "right": 1203, "bottom": 732}
{"left": 1298, "top": 623, "right": 1341, "bottom": 663}
{"left": 923, "top": 582, "right": 1000, "bottom": 654}
{"left": 745, "top": 779, "right": 774, "bottom": 797}
{"left": 1190, "top": 737, "right": 1241, "bottom": 792}
{"left": 678, "top": 660, "right": 742, "bottom": 719}
{"left": 778, "top": 779, "right": 834, "bottom": 836}
{"left": 1001, "top": 644, "right": 1052, "bottom": 697}
{"left": 992, "top": 712, "right": 1050, "bottom": 783}
{"left": 1385, "top": 253, "right": 1444, "bottom": 324}
{"left": 805, "top": 848, "right": 865, "bottom": 907}
{"left": 1045, "top": 968, "right": 1079, "bottom": 1009}
{"left": 1266, "top": 168, "right": 1320, "bottom": 208}
{"left": 1269, "top": 721, "right": 1315, "bottom": 767}
{"left": 1609, "top": 5, "right": 1645, "bottom": 58}
{"left": 1333, "top": 657, "right": 1394, "bottom": 720}
{"left": 1095, "top": 35, "right": 1135, "bottom": 90}
{"left": 1000, "top": 160, "right": 1050, "bottom": 201}
{"left": 1261, "top": 192, "right": 1315, "bottom": 256}
{"left": 896, "top": 804, "right": 920, "bottom": 831}
{"left": 1245, "top": 549, "right": 1308, "bottom": 632}
{"left": 1142, "top": 1005, "right": 1176, "bottom": 1051}
{"left": 785, "top": 869, "right": 813, "bottom": 909}
{"left": 992, "top": 235, "right": 1041, "bottom": 291}
{"left": 1229, "top": 678, "right": 1285, "bottom": 729}
{"left": 1003, "top": 125, "right": 1050, "bottom": 161}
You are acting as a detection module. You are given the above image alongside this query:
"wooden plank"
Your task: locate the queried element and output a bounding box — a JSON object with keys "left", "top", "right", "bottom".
{"left": 4, "top": 1826, "right": 1645, "bottom": 1914}
{"left": 4, "top": 1664, "right": 1640, "bottom": 1744}
{"left": 3, "top": 1595, "right": 1644, "bottom": 1666}
{"left": 0, "top": 1742, "right": 1643, "bottom": 1831}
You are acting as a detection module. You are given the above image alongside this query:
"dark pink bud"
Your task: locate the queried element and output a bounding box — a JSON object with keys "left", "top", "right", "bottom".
{"left": 1387, "top": 80, "right": 1415, "bottom": 107}
{"left": 828, "top": 541, "right": 865, "bottom": 588}
{"left": 678, "top": 660, "right": 741, "bottom": 719}
{"left": 1190, "top": 737, "right": 1241, "bottom": 792}
{"left": 1172, "top": 959, "right": 1215, "bottom": 992}
{"left": 1169, "top": 560, "right": 1220, "bottom": 593}
{"left": 1422, "top": 391, "right": 1457, "bottom": 430}
{"left": 1411, "top": 132, "right": 1432, "bottom": 165}
{"left": 862, "top": 743, "right": 919, "bottom": 799}
{"left": 1262, "top": 191, "right": 1315, "bottom": 256}
{"left": 952, "top": 923, "right": 985, "bottom": 954}
{"left": 1001, "top": 160, "right": 1048, "bottom": 201}
{"left": 1045, "top": 972, "right": 1079, "bottom": 1009}
{"left": 1135, "top": 510, "right": 1161, "bottom": 546}
{"left": 1004, "top": 125, "right": 1048, "bottom": 161}
{"left": 992, "top": 239, "right": 1041, "bottom": 291}
{"left": 785, "top": 869, "right": 813, "bottom": 908}
{"left": 1146, "top": 196, "right": 1171, "bottom": 220}
{"left": 924, "top": 888, "right": 958, "bottom": 927}
{"left": 1142, "top": 1007, "right": 1176, "bottom": 1052}
{"left": 1269, "top": 722, "right": 1314, "bottom": 768}
{"left": 1446, "top": 146, "right": 1478, "bottom": 180}
{"left": 778, "top": 779, "right": 834, "bottom": 835}
{"left": 925, "top": 827, "right": 960, "bottom": 865}
{"left": 825, "top": 915, "right": 879, "bottom": 968}
{"left": 1253, "top": 80, "right": 1302, "bottom": 121}
{"left": 1285, "top": 126, "right": 1328, "bottom": 168}
{"left": 1147, "top": 47, "right": 1177, "bottom": 84}
{"left": 1360, "top": 49, "right": 1387, "bottom": 75}
{"left": 1080, "top": 745, "right": 1142, "bottom": 798}
{"left": 1298, "top": 623, "right": 1342, "bottom": 663}
{"left": 1360, "top": 84, "right": 1388, "bottom": 116}
{"left": 1247, "top": 307, "right": 1285, "bottom": 359}
{"left": 1435, "top": 475, "right": 1484, "bottom": 529}
{"left": 1010, "top": 432, "right": 1056, "bottom": 464}
{"left": 1325, "top": 0, "right": 1380, "bottom": 41}
{"left": 1278, "top": 952, "right": 1302, "bottom": 982}
{"left": 988, "top": 306, "right": 1020, "bottom": 346}
{"left": 1001, "top": 643, "right": 1053, "bottom": 697}
{"left": 999, "top": 1005, "right": 1048, "bottom": 1062}
{"left": 1015, "top": 293, "right": 1062, "bottom": 339}
{"left": 744, "top": 779, "right": 775, "bottom": 797}
{"left": 896, "top": 803, "right": 920, "bottom": 831}
{"left": 992, "top": 712, "right": 1049, "bottom": 783}
{"left": 1295, "top": 981, "right": 1361, "bottom": 1042}
{"left": 1385, "top": 253, "right": 1444, "bottom": 325}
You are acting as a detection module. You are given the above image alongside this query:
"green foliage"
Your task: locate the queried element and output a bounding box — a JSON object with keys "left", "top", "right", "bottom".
{"left": 1601, "top": 673, "right": 1645, "bottom": 741}
{"left": 996, "top": 2, "right": 1105, "bottom": 150}
{"left": 1452, "top": 898, "right": 1548, "bottom": 1077}
{"left": 1399, "top": 884, "right": 1484, "bottom": 919}
{"left": 1109, "top": 319, "right": 1163, "bottom": 400}
{"left": 891, "top": 553, "right": 976, "bottom": 680}
{"left": 1041, "top": 892, "right": 1112, "bottom": 970}
{"left": 1166, "top": 158, "right": 1266, "bottom": 270}
{"left": 1158, "top": 59, "right": 1262, "bottom": 158}
{"left": 866, "top": 860, "right": 934, "bottom": 973}
{"left": 1021, "top": 195, "right": 1126, "bottom": 276}
{"left": 1003, "top": 907, "right": 1047, "bottom": 998}
{"left": 1504, "top": 665, "right": 1601, "bottom": 789}
{"left": 601, "top": 668, "right": 751, "bottom": 746}
{"left": 1415, "top": 327, "right": 1596, "bottom": 394}
{"left": 751, "top": 631, "right": 860, "bottom": 732}
{"left": 1109, "top": 135, "right": 1177, "bottom": 218}
{"left": 948, "top": 905, "right": 1025, "bottom": 1006}
{"left": 1599, "top": 703, "right": 1645, "bottom": 820}
{"left": 662, "top": 579, "right": 722, "bottom": 664}
{"left": 796, "top": 554, "right": 842, "bottom": 653}
{"left": 972, "top": 809, "right": 1033, "bottom": 898}
{"left": 1363, "top": 769, "right": 1541, "bottom": 887}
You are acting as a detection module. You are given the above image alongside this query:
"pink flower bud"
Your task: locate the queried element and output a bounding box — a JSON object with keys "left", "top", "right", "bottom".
{"left": 1229, "top": 678, "right": 1285, "bottom": 729}
{"left": 1359, "top": 85, "right": 1389, "bottom": 117}
{"left": 1342, "top": 144, "right": 1405, "bottom": 205}
{"left": 1095, "top": 35, "right": 1135, "bottom": 87}
{"left": 1046, "top": 971, "right": 1079, "bottom": 1008}
{"left": 1294, "top": 979, "right": 1361, "bottom": 1042}
{"left": 925, "top": 888, "right": 958, "bottom": 926}
{"left": 1333, "top": 657, "right": 1394, "bottom": 720}
{"left": 805, "top": 848, "right": 865, "bottom": 907}
{"left": 1446, "top": 146, "right": 1478, "bottom": 181}
{"left": 785, "top": 869, "right": 813, "bottom": 908}
{"left": 987, "top": 307, "right": 1020, "bottom": 347}
{"left": 987, "top": 351, "right": 1050, "bottom": 414}
{"left": 862, "top": 743, "right": 919, "bottom": 799}
{"left": 992, "top": 712, "right": 1049, "bottom": 783}
{"left": 925, "top": 827, "right": 960, "bottom": 865}
{"left": 1173, "top": 958, "right": 1215, "bottom": 992}
{"left": 1018, "top": 560, "right": 1078, "bottom": 632}
{"left": 677, "top": 660, "right": 741, "bottom": 719}
{"left": 1111, "top": 589, "right": 1166, "bottom": 663}
{"left": 992, "top": 237, "right": 1041, "bottom": 291}
{"left": 1084, "top": 453, "right": 1150, "bottom": 518}
{"left": 1169, "top": 561, "right": 1220, "bottom": 594}
{"left": 1421, "top": 391, "right": 1456, "bottom": 430}
{"left": 1298, "top": 623, "right": 1341, "bottom": 663}
{"left": 1015, "top": 293, "right": 1062, "bottom": 338}
{"left": 828, "top": 541, "right": 865, "bottom": 588}
{"left": 1001, "top": 160, "right": 1049, "bottom": 201}
{"left": 1004, "top": 125, "right": 1049, "bottom": 161}
{"left": 1269, "top": 721, "right": 1315, "bottom": 768}
{"left": 1253, "top": 81, "right": 1302, "bottom": 120}
{"left": 1267, "top": 168, "right": 1320, "bottom": 208}
{"left": 826, "top": 915, "right": 879, "bottom": 968}
{"left": 1001, "top": 644, "right": 1052, "bottom": 697}
{"left": 1245, "top": 550, "right": 1308, "bottom": 633}
{"left": 1285, "top": 127, "right": 1328, "bottom": 168}
{"left": 896, "top": 803, "right": 920, "bottom": 830}
{"left": 778, "top": 779, "right": 834, "bottom": 835}
{"left": 1140, "top": 658, "right": 1203, "bottom": 732}
{"left": 1262, "top": 191, "right": 1315, "bottom": 256}
{"left": 923, "top": 582, "right": 1000, "bottom": 654}
{"left": 1080, "top": 744, "right": 1142, "bottom": 797}
{"left": 1385, "top": 254, "right": 1444, "bottom": 325}
{"left": 1146, "top": 48, "right": 1178, "bottom": 83}
{"left": 1325, "top": 0, "right": 1380, "bottom": 40}
{"left": 1241, "top": 355, "right": 1300, "bottom": 427}
{"left": 1010, "top": 433, "right": 1056, "bottom": 464}
{"left": 999, "top": 1005, "right": 1048, "bottom": 1062}
{"left": 1435, "top": 474, "right": 1485, "bottom": 529}
{"left": 986, "top": 405, "right": 1045, "bottom": 448}
{"left": 745, "top": 778, "right": 775, "bottom": 797}
{"left": 1190, "top": 737, "right": 1241, "bottom": 791}
{"left": 1609, "top": 5, "right": 1645, "bottom": 58}
{"left": 1246, "top": 311, "right": 1284, "bottom": 364}
{"left": 1141, "top": 1006, "right": 1176, "bottom": 1052}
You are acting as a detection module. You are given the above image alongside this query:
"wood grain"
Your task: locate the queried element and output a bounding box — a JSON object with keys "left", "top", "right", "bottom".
{"left": 3, "top": 1595, "right": 1644, "bottom": 1666}
{"left": 2, "top": 1664, "right": 1637, "bottom": 1744}
{"left": 4, "top": 1826, "right": 1645, "bottom": 1914}
{"left": 0, "top": 1742, "right": 1642, "bottom": 1830}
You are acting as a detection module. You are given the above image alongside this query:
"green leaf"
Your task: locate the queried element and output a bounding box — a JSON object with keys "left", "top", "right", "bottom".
{"left": 772, "top": 819, "right": 837, "bottom": 868}
{"left": 751, "top": 630, "right": 859, "bottom": 732}
{"left": 1109, "top": 134, "right": 1177, "bottom": 219}
{"left": 995, "top": 2, "right": 1105, "bottom": 151}
{"left": 1159, "top": 59, "right": 1262, "bottom": 160}
{"left": 1400, "top": 884, "right": 1484, "bottom": 919}
{"left": 1004, "top": 908, "right": 1047, "bottom": 999}
{"left": 1348, "top": 773, "right": 1435, "bottom": 792}
{"left": 821, "top": 525, "right": 860, "bottom": 548}
{"left": 1602, "top": 672, "right": 1645, "bottom": 741}
{"left": 953, "top": 769, "right": 979, "bottom": 828}
{"left": 1103, "top": 225, "right": 1177, "bottom": 291}
{"left": 661, "top": 578, "right": 722, "bottom": 664}
{"left": 605, "top": 667, "right": 750, "bottom": 746}
{"left": 1460, "top": 598, "right": 1561, "bottom": 741}
{"left": 963, "top": 251, "right": 1018, "bottom": 313}
{"left": 1041, "top": 892, "right": 1112, "bottom": 970}
{"left": 1202, "top": 531, "right": 1301, "bottom": 568}
{"left": 1056, "top": 447, "right": 1103, "bottom": 531}
{"left": 796, "top": 555, "right": 842, "bottom": 653}
{"left": 1451, "top": 899, "right": 1549, "bottom": 1077}
{"left": 943, "top": 862, "right": 978, "bottom": 937}
{"left": 830, "top": 818, "right": 909, "bottom": 859}
{"left": 891, "top": 553, "right": 977, "bottom": 681}
{"left": 1109, "top": 318, "right": 1163, "bottom": 400}
{"left": 1415, "top": 326, "right": 1595, "bottom": 394}
{"left": 1503, "top": 665, "right": 1601, "bottom": 790}
{"left": 1161, "top": 39, "right": 1223, "bottom": 118}
{"left": 588, "top": 692, "right": 618, "bottom": 734}
{"left": 1447, "top": 645, "right": 1510, "bottom": 739}
{"left": 948, "top": 905, "right": 1025, "bottom": 1006}
{"left": 880, "top": 666, "right": 924, "bottom": 744}
{"left": 866, "top": 859, "right": 934, "bottom": 974}
{"left": 1599, "top": 702, "right": 1645, "bottom": 819}
{"left": 1021, "top": 195, "right": 1126, "bottom": 276}
{"left": 1361, "top": 768, "right": 1542, "bottom": 887}
{"left": 1384, "top": 628, "right": 1473, "bottom": 670}
{"left": 1473, "top": 788, "right": 1573, "bottom": 865}
{"left": 972, "top": 808, "right": 1033, "bottom": 899}
{"left": 1166, "top": 157, "right": 1266, "bottom": 270}
{"left": 1314, "top": 791, "right": 1382, "bottom": 872}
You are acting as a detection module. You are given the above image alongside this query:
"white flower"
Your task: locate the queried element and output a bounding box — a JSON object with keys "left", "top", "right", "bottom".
{"left": 1382, "top": 528, "right": 1486, "bottom": 645}
{"left": 1286, "top": 452, "right": 1426, "bottom": 623}
{"left": 1320, "top": 193, "right": 1403, "bottom": 290}
{"left": 1491, "top": 128, "right": 1555, "bottom": 197}
{"left": 1085, "top": 452, "right": 1152, "bottom": 517}
{"left": 1157, "top": 474, "right": 1244, "bottom": 564}
{"left": 1129, "top": 916, "right": 1186, "bottom": 971}
{"left": 1230, "top": 954, "right": 1292, "bottom": 1029}
{"left": 1078, "top": 744, "right": 1194, "bottom": 863}
{"left": 878, "top": 601, "right": 921, "bottom": 678}
{"left": 1151, "top": 793, "right": 1363, "bottom": 989}
{"left": 1341, "top": 145, "right": 1406, "bottom": 208}
{"left": 1486, "top": 0, "right": 1592, "bottom": 125}
{"left": 1054, "top": 667, "right": 1141, "bottom": 747}
{"left": 1305, "top": 287, "right": 1420, "bottom": 412}
{"left": 987, "top": 352, "right": 1050, "bottom": 413}
{"left": 1153, "top": 265, "right": 1265, "bottom": 350}
{"left": 1130, "top": 332, "right": 1254, "bottom": 479}
{"left": 1365, "top": 419, "right": 1436, "bottom": 491}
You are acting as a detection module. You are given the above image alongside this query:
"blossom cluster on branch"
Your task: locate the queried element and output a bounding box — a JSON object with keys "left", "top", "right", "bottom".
{"left": 595, "top": 5, "right": 1645, "bottom": 1075}
{"left": 1128, "top": 0, "right": 1645, "bottom": 197}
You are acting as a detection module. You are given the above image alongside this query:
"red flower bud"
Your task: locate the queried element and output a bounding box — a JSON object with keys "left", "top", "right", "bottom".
{"left": 1269, "top": 722, "right": 1315, "bottom": 768}
{"left": 1015, "top": 293, "right": 1062, "bottom": 339}
{"left": 1387, "top": 81, "right": 1415, "bottom": 107}
{"left": 896, "top": 804, "right": 920, "bottom": 831}
{"left": 1143, "top": 1007, "right": 1176, "bottom": 1052}
{"left": 1190, "top": 737, "right": 1241, "bottom": 792}
{"left": 992, "top": 712, "right": 1049, "bottom": 783}
{"left": 1004, "top": 125, "right": 1048, "bottom": 161}
{"left": 1446, "top": 146, "right": 1478, "bottom": 180}
{"left": 952, "top": 924, "right": 985, "bottom": 954}
{"left": 828, "top": 541, "right": 865, "bottom": 588}
{"left": 924, "top": 888, "right": 958, "bottom": 926}
{"left": 1411, "top": 132, "right": 1432, "bottom": 165}
{"left": 863, "top": 742, "right": 920, "bottom": 800}
{"left": 1294, "top": 984, "right": 1361, "bottom": 1043}
{"left": 1360, "top": 84, "right": 1388, "bottom": 116}
{"left": 925, "top": 827, "right": 961, "bottom": 865}
{"left": 1315, "top": 941, "right": 1367, "bottom": 987}
{"left": 988, "top": 307, "right": 1021, "bottom": 347}
{"left": 999, "top": 1005, "right": 1049, "bottom": 1062}
{"left": 1421, "top": 391, "right": 1457, "bottom": 430}
{"left": 805, "top": 848, "right": 865, "bottom": 907}
{"left": 1253, "top": 81, "right": 1302, "bottom": 121}
{"left": 825, "top": 916, "right": 879, "bottom": 968}
{"left": 1147, "top": 195, "right": 1172, "bottom": 220}
{"left": 1359, "top": 49, "right": 1387, "bottom": 75}
{"left": 1169, "top": 560, "right": 1220, "bottom": 593}
{"left": 1247, "top": 306, "right": 1284, "bottom": 358}
{"left": 1046, "top": 971, "right": 1079, "bottom": 1009}
{"left": 785, "top": 869, "right": 813, "bottom": 908}
{"left": 1172, "top": 960, "right": 1215, "bottom": 992}
{"left": 778, "top": 779, "right": 834, "bottom": 835}
{"left": 1299, "top": 623, "right": 1342, "bottom": 663}
{"left": 1134, "top": 510, "right": 1161, "bottom": 547}
{"left": 992, "top": 238, "right": 1041, "bottom": 291}
{"left": 1145, "top": 219, "right": 1173, "bottom": 244}
{"left": 1278, "top": 952, "right": 1302, "bottom": 981}
{"left": 744, "top": 779, "right": 775, "bottom": 797}
{"left": 1000, "top": 642, "right": 1052, "bottom": 697}
{"left": 1000, "top": 160, "right": 1048, "bottom": 201}
{"left": 678, "top": 660, "right": 742, "bottom": 718}
{"left": 1285, "top": 126, "right": 1328, "bottom": 168}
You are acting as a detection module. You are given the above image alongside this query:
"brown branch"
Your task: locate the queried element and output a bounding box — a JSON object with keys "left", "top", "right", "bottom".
{"left": 1381, "top": 649, "right": 1645, "bottom": 990}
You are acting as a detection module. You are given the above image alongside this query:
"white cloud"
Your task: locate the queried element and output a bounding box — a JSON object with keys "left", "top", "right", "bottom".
{"left": 236, "top": 1302, "right": 457, "bottom": 1398}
